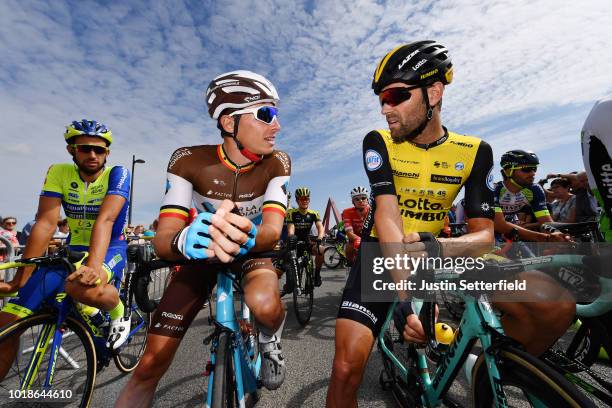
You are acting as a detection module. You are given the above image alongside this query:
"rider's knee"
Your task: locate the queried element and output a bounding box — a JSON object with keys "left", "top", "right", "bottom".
{"left": 530, "top": 301, "right": 575, "bottom": 332}
{"left": 331, "top": 357, "right": 363, "bottom": 390}
{"left": 252, "top": 297, "right": 283, "bottom": 326}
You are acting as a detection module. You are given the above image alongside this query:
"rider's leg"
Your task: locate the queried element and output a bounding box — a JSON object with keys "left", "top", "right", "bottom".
{"left": 0, "top": 266, "right": 64, "bottom": 381}
{"left": 327, "top": 319, "right": 375, "bottom": 408}
{"left": 241, "top": 259, "right": 286, "bottom": 390}
{"left": 313, "top": 243, "right": 324, "bottom": 286}
{"left": 345, "top": 242, "right": 356, "bottom": 265}
{"left": 115, "top": 264, "right": 213, "bottom": 406}
{"left": 65, "top": 279, "right": 120, "bottom": 311}
{"left": 493, "top": 271, "right": 575, "bottom": 355}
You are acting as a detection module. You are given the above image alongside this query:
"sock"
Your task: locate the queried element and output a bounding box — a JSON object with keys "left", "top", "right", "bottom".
{"left": 258, "top": 311, "right": 287, "bottom": 343}
{"left": 109, "top": 301, "right": 124, "bottom": 320}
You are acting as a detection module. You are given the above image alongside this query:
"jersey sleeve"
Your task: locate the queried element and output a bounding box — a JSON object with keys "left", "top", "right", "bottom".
{"left": 159, "top": 148, "right": 194, "bottom": 222}
{"left": 262, "top": 151, "right": 291, "bottom": 217}
{"left": 362, "top": 131, "right": 396, "bottom": 196}
{"left": 106, "top": 166, "right": 131, "bottom": 199}
{"left": 342, "top": 209, "right": 354, "bottom": 231}
{"left": 463, "top": 140, "right": 495, "bottom": 219}
{"left": 285, "top": 209, "right": 294, "bottom": 224}
{"left": 40, "top": 165, "right": 64, "bottom": 199}
{"left": 530, "top": 184, "right": 551, "bottom": 218}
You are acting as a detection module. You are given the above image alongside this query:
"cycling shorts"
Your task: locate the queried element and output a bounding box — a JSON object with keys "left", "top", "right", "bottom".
{"left": 337, "top": 246, "right": 391, "bottom": 336}
{"left": 2, "top": 245, "right": 126, "bottom": 319}
{"left": 150, "top": 256, "right": 280, "bottom": 338}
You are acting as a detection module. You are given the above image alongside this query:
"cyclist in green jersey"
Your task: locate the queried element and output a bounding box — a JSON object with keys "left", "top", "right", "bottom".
{"left": 0, "top": 120, "right": 132, "bottom": 367}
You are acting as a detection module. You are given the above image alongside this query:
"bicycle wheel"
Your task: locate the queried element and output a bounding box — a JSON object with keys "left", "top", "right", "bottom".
{"left": 212, "top": 331, "right": 235, "bottom": 408}
{"left": 323, "top": 247, "right": 341, "bottom": 269}
{"left": 471, "top": 345, "right": 596, "bottom": 407}
{"left": 0, "top": 313, "right": 96, "bottom": 408}
{"left": 292, "top": 254, "right": 314, "bottom": 326}
{"left": 113, "top": 306, "right": 150, "bottom": 373}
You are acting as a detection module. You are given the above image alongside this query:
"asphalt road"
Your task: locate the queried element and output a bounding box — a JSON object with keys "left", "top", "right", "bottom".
{"left": 90, "top": 266, "right": 610, "bottom": 407}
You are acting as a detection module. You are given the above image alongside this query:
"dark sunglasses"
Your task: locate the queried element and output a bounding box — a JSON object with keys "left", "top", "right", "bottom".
{"left": 379, "top": 86, "right": 420, "bottom": 107}
{"left": 519, "top": 166, "right": 537, "bottom": 173}
{"left": 353, "top": 196, "right": 368, "bottom": 201}
{"left": 230, "top": 106, "right": 279, "bottom": 125}
{"left": 71, "top": 144, "right": 109, "bottom": 154}
{"left": 3, "top": 221, "right": 16, "bottom": 225}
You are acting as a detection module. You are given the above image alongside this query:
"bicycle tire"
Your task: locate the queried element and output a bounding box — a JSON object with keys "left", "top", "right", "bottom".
{"left": 0, "top": 313, "right": 96, "bottom": 408}
{"left": 292, "top": 254, "right": 313, "bottom": 326}
{"left": 212, "top": 331, "right": 235, "bottom": 408}
{"left": 323, "top": 247, "right": 341, "bottom": 269}
{"left": 113, "top": 306, "right": 150, "bottom": 373}
{"left": 471, "top": 345, "right": 596, "bottom": 407}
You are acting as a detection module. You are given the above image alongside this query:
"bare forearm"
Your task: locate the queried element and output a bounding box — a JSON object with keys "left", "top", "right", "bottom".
{"left": 252, "top": 224, "right": 281, "bottom": 252}
{"left": 438, "top": 229, "right": 494, "bottom": 257}
{"left": 153, "top": 229, "right": 184, "bottom": 260}
{"left": 86, "top": 220, "right": 113, "bottom": 267}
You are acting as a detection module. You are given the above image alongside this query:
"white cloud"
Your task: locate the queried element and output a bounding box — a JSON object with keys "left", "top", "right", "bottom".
{"left": 1, "top": 0, "right": 610, "bottom": 226}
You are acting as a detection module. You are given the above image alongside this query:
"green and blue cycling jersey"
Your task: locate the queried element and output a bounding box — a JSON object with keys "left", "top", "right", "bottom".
{"left": 2, "top": 163, "right": 130, "bottom": 318}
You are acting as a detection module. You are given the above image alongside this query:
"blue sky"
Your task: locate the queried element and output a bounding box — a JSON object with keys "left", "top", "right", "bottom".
{"left": 1, "top": 0, "right": 611, "bottom": 229}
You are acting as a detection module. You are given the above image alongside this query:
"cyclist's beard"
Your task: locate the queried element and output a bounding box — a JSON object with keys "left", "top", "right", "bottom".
{"left": 73, "top": 156, "right": 106, "bottom": 175}
{"left": 389, "top": 103, "right": 428, "bottom": 143}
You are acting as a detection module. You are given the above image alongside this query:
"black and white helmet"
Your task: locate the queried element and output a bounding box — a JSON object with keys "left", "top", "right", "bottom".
{"left": 205, "top": 70, "right": 280, "bottom": 120}
{"left": 350, "top": 186, "right": 369, "bottom": 198}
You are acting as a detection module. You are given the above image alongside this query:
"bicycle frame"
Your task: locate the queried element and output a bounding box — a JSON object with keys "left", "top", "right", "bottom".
{"left": 206, "top": 270, "right": 261, "bottom": 408}
{"left": 378, "top": 294, "right": 512, "bottom": 407}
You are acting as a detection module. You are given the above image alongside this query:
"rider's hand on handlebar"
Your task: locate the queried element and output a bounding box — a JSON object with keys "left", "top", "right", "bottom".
{"left": 394, "top": 301, "right": 439, "bottom": 344}
{"left": 547, "top": 231, "right": 572, "bottom": 242}
{"left": 66, "top": 265, "right": 103, "bottom": 287}
{"left": 208, "top": 199, "right": 257, "bottom": 263}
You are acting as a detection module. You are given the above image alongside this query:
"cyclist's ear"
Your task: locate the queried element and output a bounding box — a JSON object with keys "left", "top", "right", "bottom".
{"left": 66, "top": 144, "right": 75, "bottom": 157}
{"left": 219, "top": 114, "right": 235, "bottom": 135}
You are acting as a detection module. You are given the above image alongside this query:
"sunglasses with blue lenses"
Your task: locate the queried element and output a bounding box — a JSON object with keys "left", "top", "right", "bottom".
{"left": 230, "top": 106, "right": 279, "bottom": 125}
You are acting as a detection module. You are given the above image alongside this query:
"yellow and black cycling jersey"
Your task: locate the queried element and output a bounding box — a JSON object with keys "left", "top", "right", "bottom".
{"left": 285, "top": 208, "right": 320, "bottom": 240}
{"left": 361, "top": 127, "right": 495, "bottom": 238}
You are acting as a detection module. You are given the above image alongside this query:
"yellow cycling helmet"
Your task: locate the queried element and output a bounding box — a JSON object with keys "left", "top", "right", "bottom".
{"left": 64, "top": 119, "right": 113, "bottom": 146}
{"left": 295, "top": 187, "right": 310, "bottom": 198}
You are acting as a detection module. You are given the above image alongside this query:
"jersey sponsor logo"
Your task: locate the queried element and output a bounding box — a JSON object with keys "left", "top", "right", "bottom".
{"left": 238, "top": 204, "right": 261, "bottom": 217}
{"left": 431, "top": 174, "right": 462, "bottom": 184}
{"left": 486, "top": 167, "right": 495, "bottom": 191}
{"left": 480, "top": 202, "right": 491, "bottom": 212}
{"left": 397, "top": 196, "right": 444, "bottom": 210}
{"left": 420, "top": 68, "right": 438, "bottom": 80}
{"left": 392, "top": 157, "right": 420, "bottom": 165}
{"left": 68, "top": 193, "right": 79, "bottom": 200}
{"left": 341, "top": 301, "right": 378, "bottom": 324}
{"left": 399, "top": 208, "right": 447, "bottom": 222}
{"left": 274, "top": 151, "right": 291, "bottom": 174}
{"left": 238, "top": 192, "right": 255, "bottom": 199}
{"left": 365, "top": 149, "right": 383, "bottom": 171}
{"left": 70, "top": 182, "right": 79, "bottom": 189}
{"left": 88, "top": 198, "right": 103, "bottom": 204}
{"left": 454, "top": 162, "right": 464, "bottom": 171}
{"left": 168, "top": 148, "right": 192, "bottom": 170}
{"left": 398, "top": 49, "right": 420, "bottom": 70}
{"left": 161, "top": 311, "right": 184, "bottom": 321}
{"left": 91, "top": 185, "right": 104, "bottom": 195}
{"left": 449, "top": 140, "right": 474, "bottom": 148}
{"left": 372, "top": 181, "right": 393, "bottom": 188}
{"left": 599, "top": 163, "right": 612, "bottom": 199}
{"left": 116, "top": 167, "right": 129, "bottom": 189}
{"left": 433, "top": 161, "right": 449, "bottom": 169}
{"left": 392, "top": 170, "right": 420, "bottom": 179}
{"left": 213, "top": 178, "right": 226, "bottom": 186}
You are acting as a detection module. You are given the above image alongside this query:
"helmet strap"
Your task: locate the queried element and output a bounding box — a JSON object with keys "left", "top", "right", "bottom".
{"left": 232, "top": 115, "right": 264, "bottom": 163}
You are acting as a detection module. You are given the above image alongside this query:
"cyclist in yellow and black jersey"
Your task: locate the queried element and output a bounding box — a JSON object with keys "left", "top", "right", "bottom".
{"left": 286, "top": 187, "right": 325, "bottom": 286}
{"left": 327, "top": 40, "right": 577, "bottom": 408}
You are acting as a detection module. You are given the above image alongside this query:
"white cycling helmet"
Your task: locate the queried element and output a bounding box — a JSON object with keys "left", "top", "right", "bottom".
{"left": 350, "top": 186, "right": 369, "bottom": 199}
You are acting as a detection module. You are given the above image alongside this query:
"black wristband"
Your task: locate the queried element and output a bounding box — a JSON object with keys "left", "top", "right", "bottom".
{"left": 417, "top": 232, "right": 442, "bottom": 258}
{"left": 170, "top": 227, "right": 187, "bottom": 257}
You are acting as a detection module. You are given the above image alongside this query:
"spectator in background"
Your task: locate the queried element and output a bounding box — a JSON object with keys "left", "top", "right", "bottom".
{"left": 0, "top": 217, "right": 20, "bottom": 261}
{"left": 148, "top": 219, "right": 158, "bottom": 232}
{"left": 550, "top": 178, "right": 576, "bottom": 222}
{"left": 133, "top": 225, "right": 145, "bottom": 236}
{"left": 548, "top": 171, "right": 598, "bottom": 222}
{"left": 20, "top": 218, "right": 37, "bottom": 245}
{"left": 56, "top": 219, "right": 70, "bottom": 238}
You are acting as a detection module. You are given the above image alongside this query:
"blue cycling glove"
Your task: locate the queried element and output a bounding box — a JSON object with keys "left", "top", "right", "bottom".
{"left": 237, "top": 222, "right": 258, "bottom": 257}
{"left": 172, "top": 212, "right": 214, "bottom": 259}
